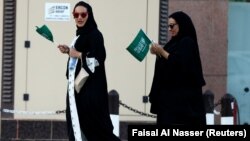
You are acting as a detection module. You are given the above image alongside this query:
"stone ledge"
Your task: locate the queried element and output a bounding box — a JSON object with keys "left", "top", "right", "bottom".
{"left": 0, "top": 119, "right": 155, "bottom": 141}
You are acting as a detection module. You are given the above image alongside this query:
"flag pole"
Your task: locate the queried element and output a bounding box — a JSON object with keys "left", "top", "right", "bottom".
{"left": 52, "top": 41, "right": 59, "bottom": 46}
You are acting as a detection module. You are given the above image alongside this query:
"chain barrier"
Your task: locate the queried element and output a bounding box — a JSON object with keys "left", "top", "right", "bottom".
{"left": 0, "top": 100, "right": 156, "bottom": 118}
{"left": 119, "top": 100, "right": 156, "bottom": 118}
{"left": 213, "top": 98, "right": 222, "bottom": 115}
{"left": 214, "top": 99, "right": 221, "bottom": 108}
{"left": 0, "top": 107, "right": 65, "bottom": 115}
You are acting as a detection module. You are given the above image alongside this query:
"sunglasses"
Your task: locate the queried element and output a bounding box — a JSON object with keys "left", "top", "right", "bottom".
{"left": 73, "top": 12, "right": 88, "bottom": 18}
{"left": 168, "top": 23, "right": 177, "bottom": 29}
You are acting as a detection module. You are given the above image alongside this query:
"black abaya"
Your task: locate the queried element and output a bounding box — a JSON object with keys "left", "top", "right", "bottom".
{"left": 65, "top": 2, "right": 120, "bottom": 141}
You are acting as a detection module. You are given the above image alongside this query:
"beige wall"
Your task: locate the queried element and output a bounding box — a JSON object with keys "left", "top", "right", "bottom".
{"left": 1, "top": 0, "right": 230, "bottom": 125}
{"left": 90, "top": 0, "right": 159, "bottom": 121}
{"left": 15, "top": 0, "right": 75, "bottom": 119}
{"left": 14, "top": 0, "right": 159, "bottom": 121}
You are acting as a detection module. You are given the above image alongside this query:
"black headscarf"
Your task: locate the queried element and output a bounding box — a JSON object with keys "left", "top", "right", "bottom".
{"left": 73, "top": 1, "right": 98, "bottom": 36}
{"left": 169, "top": 11, "right": 198, "bottom": 46}
{"left": 168, "top": 11, "right": 206, "bottom": 87}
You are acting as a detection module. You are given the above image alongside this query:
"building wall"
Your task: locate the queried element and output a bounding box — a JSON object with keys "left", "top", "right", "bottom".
{"left": 13, "top": 0, "right": 159, "bottom": 121}
{"left": 89, "top": 0, "right": 159, "bottom": 121}
{"left": 1, "top": 0, "right": 229, "bottom": 122}
{"left": 0, "top": 0, "right": 230, "bottom": 140}
{"left": 14, "top": 0, "right": 74, "bottom": 120}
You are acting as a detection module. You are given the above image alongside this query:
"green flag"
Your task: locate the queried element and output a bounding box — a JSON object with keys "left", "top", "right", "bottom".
{"left": 126, "top": 29, "right": 152, "bottom": 62}
{"left": 36, "top": 24, "right": 54, "bottom": 43}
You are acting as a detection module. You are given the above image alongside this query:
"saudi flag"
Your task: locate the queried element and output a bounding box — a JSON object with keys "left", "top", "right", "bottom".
{"left": 126, "top": 29, "right": 152, "bottom": 62}
{"left": 36, "top": 24, "right": 57, "bottom": 44}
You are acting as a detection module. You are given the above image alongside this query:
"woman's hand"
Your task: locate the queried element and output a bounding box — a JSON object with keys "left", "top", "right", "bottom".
{"left": 57, "top": 45, "right": 81, "bottom": 58}
{"left": 150, "top": 43, "right": 157, "bottom": 55}
{"left": 150, "top": 43, "right": 169, "bottom": 59}
{"left": 150, "top": 43, "right": 163, "bottom": 56}
{"left": 58, "top": 44, "right": 70, "bottom": 54}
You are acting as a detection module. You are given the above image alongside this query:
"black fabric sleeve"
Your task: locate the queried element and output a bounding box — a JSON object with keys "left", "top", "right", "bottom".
{"left": 81, "top": 30, "right": 105, "bottom": 75}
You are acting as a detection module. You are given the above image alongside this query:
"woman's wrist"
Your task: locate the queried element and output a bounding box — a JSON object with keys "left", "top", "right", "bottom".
{"left": 162, "top": 50, "right": 169, "bottom": 59}
{"left": 78, "top": 53, "right": 82, "bottom": 59}
{"left": 66, "top": 47, "right": 70, "bottom": 54}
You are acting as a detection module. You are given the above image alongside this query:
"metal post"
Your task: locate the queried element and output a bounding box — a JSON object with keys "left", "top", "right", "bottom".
{"left": 220, "top": 93, "right": 234, "bottom": 125}
{"left": 108, "top": 89, "right": 119, "bottom": 137}
{"left": 203, "top": 90, "right": 215, "bottom": 125}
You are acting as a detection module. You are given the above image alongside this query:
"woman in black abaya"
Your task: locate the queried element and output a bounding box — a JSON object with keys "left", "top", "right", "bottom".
{"left": 149, "top": 11, "right": 206, "bottom": 125}
{"left": 58, "top": 1, "right": 120, "bottom": 141}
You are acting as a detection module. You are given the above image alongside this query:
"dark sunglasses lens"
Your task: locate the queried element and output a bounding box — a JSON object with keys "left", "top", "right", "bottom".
{"left": 73, "top": 13, "right": 79, "bottom": 18}
{"left": 168, "top": 24, "right": 174, "bottom": 29}
{"left": 81, "top": 13, "right": 87, "bottom": 18}
{"left": 73, "top": 13, "right": 87, "bottom": 18}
